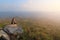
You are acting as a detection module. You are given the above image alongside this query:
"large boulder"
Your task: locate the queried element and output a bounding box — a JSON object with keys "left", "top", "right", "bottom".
{"left": 4, "top": 24, "right": 23, "bottom": 35}
{"left": 0, "top": 29, "right": 10, "bottom": 40}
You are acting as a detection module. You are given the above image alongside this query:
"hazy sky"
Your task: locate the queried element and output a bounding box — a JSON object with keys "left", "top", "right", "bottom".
{"left": 0, "top": 0, "right": 60, "bottom": 12}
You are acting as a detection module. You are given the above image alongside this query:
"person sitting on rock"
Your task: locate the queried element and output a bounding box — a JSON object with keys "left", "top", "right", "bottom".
{"left": 3, "top": 18, "right": 23, "bottom": 40}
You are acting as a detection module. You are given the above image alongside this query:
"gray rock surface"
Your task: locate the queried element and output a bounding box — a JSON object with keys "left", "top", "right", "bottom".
{"left": 0, "top": 29, "right": 10, "bottom": 40}
{"left": 3, "top": 24, "right": 23, "bottom": 35}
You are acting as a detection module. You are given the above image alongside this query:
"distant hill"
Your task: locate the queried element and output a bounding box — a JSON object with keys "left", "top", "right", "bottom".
{"left": 0, "top": 12, "right": 32, "bottom": 18}
{"left": 0, "top": 12, "right": 60, "bottom": 23}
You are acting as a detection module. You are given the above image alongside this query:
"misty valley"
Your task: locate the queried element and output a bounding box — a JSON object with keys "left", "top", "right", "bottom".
{"left": 0, "top": 15, "right": 60, "bottom": 40}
